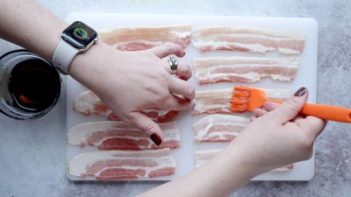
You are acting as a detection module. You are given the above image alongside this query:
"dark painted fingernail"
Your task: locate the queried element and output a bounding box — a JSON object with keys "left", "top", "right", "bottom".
{"left": 182, "top": 51, "right": 186, "bottom": 56}
{"left": 151, "top": 134, "right": 162, "bottom": 146}
{"left": 294, "top": 87, "right": 307, "bottom": 97}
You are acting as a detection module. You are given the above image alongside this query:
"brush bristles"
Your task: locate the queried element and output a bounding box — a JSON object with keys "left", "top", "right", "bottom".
{"left": 231, "top": 87, "right": 251, "bottom": 112}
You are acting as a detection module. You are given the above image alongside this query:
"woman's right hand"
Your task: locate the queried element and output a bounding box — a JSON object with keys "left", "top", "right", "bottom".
{"left": 69, "top": 42, "right": 194, "bottom": 145}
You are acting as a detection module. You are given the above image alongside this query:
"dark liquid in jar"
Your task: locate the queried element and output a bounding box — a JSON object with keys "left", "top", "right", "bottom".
{"left": 8, "top": 58, "right": 61, "bottom": 112}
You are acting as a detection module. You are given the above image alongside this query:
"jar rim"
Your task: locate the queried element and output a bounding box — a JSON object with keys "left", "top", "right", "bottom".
{"left": 0, "top": 49, "right": 62, "bottom": 120}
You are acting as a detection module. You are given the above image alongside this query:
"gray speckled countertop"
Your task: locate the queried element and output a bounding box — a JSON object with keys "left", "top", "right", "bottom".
{"left": 1, "top": 0, "right": 351, "bottom": 197}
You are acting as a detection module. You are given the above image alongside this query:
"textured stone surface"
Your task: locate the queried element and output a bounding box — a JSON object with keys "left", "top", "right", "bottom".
{"left": 1, "top": 0, "right": 351, "bottom": 196}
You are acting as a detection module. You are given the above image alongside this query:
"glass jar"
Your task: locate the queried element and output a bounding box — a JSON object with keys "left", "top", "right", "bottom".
{"left": 0, "top": 50, "right": 61, "bottom": 119}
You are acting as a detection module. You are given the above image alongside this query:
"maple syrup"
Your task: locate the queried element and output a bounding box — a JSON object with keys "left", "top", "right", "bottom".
{"left": 0, "top": 50, "right": 61, "bottom": 119}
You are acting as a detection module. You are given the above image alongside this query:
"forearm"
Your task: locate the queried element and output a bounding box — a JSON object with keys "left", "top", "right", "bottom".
{"left": 139, "top": 143, "right": 260, "bottom": 197}
{"left": 0, "top": 0, "right": 66, "bottom": 60}
{"left": 0, "top": 0, "right": 97, "bottom": 85}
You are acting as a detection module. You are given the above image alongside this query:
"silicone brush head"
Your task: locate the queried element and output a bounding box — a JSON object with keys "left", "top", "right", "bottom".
{"left": 230, "top": 86, "right": 268, "bottom": 112}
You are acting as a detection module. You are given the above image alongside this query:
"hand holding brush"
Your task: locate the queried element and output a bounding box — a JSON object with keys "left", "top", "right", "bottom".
{"left": 231, "top": 86, "right": 351, "bottom": 123}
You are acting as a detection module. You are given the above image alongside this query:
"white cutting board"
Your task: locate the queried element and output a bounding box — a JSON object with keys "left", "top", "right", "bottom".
{"left": 66, "top": 13, "right": 318, "bottom": 181}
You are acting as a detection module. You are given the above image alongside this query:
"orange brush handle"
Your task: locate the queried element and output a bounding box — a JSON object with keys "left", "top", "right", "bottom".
{"left": 267, "top": 99, "right": 351, "bottom": 123}
{"left": 300, "top": 104, "right": 351, "bottom": 123}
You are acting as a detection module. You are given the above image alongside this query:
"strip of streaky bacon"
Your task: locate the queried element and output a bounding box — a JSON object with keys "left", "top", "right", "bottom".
{"left": 74, "top": 91, "right": 178, "bottom": 122}
{"left": 68, "top": 148, "right": 176, "bottom": 180}
{"left": 193, "top": 88, "right": 290, "bottom": 114}
{"left": 67, "top": 121, "right": 181, "bottom": 150}
{"left": 193, "top": 56, "right": 299, "bottom": 84}
{"left": 192, "top": 27, "right": 305, "bottom": 54}
{"left": 195, "top": 149, "right": 293, "bottom": 172}
{"left": 99, "top": 25, "right": 192, "bottom": 51}
{"left": 193, "top": 114, "right": 250, "bottom": 142}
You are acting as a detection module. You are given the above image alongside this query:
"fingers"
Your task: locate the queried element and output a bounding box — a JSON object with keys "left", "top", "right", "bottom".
{"left": 252, "top": 101, "right": 278, "bottom": 119}
{"left": 266, "top": 87, "right": 308, "bottom": 124}
{"left": 253, "top": 108, "right": 267, "bottom": 118}
{"left": 167, "top": 76, "right": 195, "bottom": 100}
{"left": 151, "top": 42, "right": 191, "bottom": 79}
{"left": 295, "top": 116, "right": 327, "bottom": 138}
{"left": 163, "top": 58, "right": 192, "bottom": 80}
{"left": 293, "top": 116, "right": 304, "bottom": 122}
{"left": 149, "top": 42, "right": 185, "bottom": 58}
{"left": 151, "top": 43, "right": 191, "bottom": 79}
{"left": 263, "top": 101, "right": 279, "bottom": 112}
{"left": 162, "top": 94, "right": 193, "bottom": 111}
{"left": 124, "top": 112, "right": 163, "bottom": 145}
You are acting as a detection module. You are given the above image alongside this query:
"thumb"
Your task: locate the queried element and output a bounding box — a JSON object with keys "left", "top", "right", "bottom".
{"left": 267, "top": 87, "right": 308, "bottom": 123}
{"left": 124, "top": 112, "right": 163, "bottom": 145}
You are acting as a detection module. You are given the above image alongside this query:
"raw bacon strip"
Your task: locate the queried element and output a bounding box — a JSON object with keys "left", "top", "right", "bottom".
{"left": 192, "top": 27, "right": 304, "bottom": 54}
{"left": 193, "top": 114, "right": 250, "bottom": 142}
{"left": 73, "top": 91, "right": 108, "bottom": 116}
{"left": 99, "top": 25, "right": 192, "bottom": 51}
{"left": 74, "top": 91, "right": 178, "bottom": 122}
{"left": 193, "top": 88, "right": 290, "bottom": 114}
{"left": 68, "top": 121, "right": 181, "bottom": 150}
{"left": 68, "top": 148, "right": 176, "bottom": 180}
{"left": 195, "top": 149, "right": 293, "bottom": 172}
{"left": 193, "top": 56, "right": 299, "bottom": 84}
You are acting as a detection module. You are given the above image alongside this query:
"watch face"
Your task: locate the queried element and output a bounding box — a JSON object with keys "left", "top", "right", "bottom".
{"left": 62, "top": 21, "right": 97, "bottom": 49}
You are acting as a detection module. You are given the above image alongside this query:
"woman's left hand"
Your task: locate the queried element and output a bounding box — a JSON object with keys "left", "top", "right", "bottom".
{"left": 227, "top": 87, "right": 326, "bottom": 174}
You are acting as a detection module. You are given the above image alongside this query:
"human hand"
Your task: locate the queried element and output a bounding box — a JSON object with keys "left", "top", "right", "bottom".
{"left": 227, "top": 87, "right": 326, "bottom": 174}
{"left": 69, "top": 42, "right": 194, "bottom": 145}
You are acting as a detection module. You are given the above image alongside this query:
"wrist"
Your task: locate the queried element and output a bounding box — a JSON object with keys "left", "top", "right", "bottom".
{"left": 68, "top": 42, "right": 113, "bottom": 91}
{"left": 47, "top": 22, "right": 68, "bottom": 60}
{"left": 51, "top": 21, "right": 98, "bottom": 75}
{"left": 225, "top": 142, "right": 264, "bottom": 178}
{"left": 188, "top": 143, "right": 262, "bottom": 196}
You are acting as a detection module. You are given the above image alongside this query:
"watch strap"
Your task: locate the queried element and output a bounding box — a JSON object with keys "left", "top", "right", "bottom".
{"left": 52, "top": 39, "right": 79, "bottom": 74}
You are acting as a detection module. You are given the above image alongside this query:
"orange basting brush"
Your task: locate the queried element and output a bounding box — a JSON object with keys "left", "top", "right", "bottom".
{"left": 231, "top": 86, "right": 351, "bottom": 123}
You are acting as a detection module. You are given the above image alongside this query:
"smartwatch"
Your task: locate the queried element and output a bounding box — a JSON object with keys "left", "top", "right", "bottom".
{"left": 52, "top": 21, "right": 98, "bottom": 74}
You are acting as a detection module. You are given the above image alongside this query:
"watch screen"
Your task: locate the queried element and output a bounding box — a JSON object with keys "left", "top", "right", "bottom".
{"left": 63, "top": 21, "right": 97, "bottom": 49}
